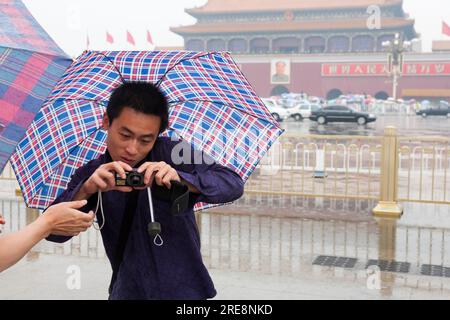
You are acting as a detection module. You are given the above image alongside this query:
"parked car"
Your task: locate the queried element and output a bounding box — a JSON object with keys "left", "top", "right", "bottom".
{"left": 286, "top": 103, "right": 321, "bottom": 121}
{"left": 261, "top": 98, "right": 291, "bottom": 122}
{"left": 280, "top": 92, "right": 308, "bottom": 102}
{"left": 278, "top": 97, "right": 298, "bottom": 109}
{"left": 310, "top": 105, "right": 376, "bottom": 125}
{"left": 416, "top": 104, "right": 450, "bottom": 117}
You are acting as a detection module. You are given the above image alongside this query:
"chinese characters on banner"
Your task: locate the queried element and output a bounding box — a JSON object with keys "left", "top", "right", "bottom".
{"left": 322, "top": 63, "right": 450, "bottom": 76}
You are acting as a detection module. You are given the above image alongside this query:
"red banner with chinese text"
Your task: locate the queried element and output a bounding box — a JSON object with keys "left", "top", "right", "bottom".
{"left": 322, "top": 63, "right": 450, "bottom": 76}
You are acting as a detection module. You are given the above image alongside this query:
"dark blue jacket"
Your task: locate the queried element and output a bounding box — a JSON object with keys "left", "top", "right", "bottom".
{"left": 47, "top": 137, "right": 244, "bottom": 300}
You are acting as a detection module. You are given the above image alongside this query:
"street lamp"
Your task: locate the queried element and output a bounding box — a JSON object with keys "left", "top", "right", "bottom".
{"left": 382, "top": 33, "right": 411, "bottom": 100}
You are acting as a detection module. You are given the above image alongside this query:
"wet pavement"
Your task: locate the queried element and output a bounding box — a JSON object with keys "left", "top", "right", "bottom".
{"left": 1, "top": 197, "right": 450, "bottom": 300}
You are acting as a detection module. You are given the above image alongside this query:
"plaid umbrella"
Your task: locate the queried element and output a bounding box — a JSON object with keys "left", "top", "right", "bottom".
{"left": 11, "top": 50, "right": 283, "bottom": 210}
{"left": 0, "top": 0, "right": 72, "bottom": 172}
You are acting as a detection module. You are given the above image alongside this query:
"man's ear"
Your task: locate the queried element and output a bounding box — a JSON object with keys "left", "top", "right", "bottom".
{"left": 102, "top": 113, "right": 110, "bottom": 130}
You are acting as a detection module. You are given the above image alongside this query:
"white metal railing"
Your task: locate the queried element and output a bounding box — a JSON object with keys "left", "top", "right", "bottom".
{"left": 249, "top": 132, "right": 450, "bottom": 204}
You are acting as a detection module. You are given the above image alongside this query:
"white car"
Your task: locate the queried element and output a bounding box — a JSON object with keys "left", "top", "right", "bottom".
{"left": 261, "top": 98, "right": 290, "bottom": 122}
{"left": 287, "top": 102, "right": 321, "bottom": 121}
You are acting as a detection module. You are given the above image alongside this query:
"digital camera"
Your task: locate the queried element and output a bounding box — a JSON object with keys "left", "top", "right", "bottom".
{"left": 115, "top": 169, "right": 145, "bottom": 187}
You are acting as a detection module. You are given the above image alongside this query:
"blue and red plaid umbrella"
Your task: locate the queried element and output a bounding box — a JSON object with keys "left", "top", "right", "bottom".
{"left": 0, "top": 0, "right": 72, "bottom": 172}
{"left": 11, "top": 50, "right": 283, "bottom": 210}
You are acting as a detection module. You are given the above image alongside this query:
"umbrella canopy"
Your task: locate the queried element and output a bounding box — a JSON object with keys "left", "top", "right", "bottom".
{"left": 0, "top": 0, "right": 72, "bottom": 172}
{"left": 11, "top": 50, "right": 283, "bottom": 210}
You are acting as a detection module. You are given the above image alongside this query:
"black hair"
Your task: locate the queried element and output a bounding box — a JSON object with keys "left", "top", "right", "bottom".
{"left": 106, "top": 82, "right": 169, "bottom": 134}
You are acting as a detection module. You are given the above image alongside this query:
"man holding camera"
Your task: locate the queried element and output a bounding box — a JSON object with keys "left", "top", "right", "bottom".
{"left": 46, "top": 82, "right": 244, "bottom": 300}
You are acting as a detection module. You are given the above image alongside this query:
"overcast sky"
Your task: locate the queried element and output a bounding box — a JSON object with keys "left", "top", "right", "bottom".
{"left": 22, "top": 0, "right": 450, "bottom": 57}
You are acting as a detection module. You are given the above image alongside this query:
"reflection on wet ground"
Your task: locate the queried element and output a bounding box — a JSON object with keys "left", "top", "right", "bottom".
{"left": 282, "top": 114, "right": 450, "bottom": 136}
{"left": 203, "top": 197, "right": 450, "bottom": 298}
{"left": 1, "top": 196, "right": 450, "bottom": 299}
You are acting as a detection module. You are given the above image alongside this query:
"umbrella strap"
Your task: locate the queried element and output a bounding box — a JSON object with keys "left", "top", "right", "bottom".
{"left": 94, "top": 191, "right": 105, "bottom": 230}
{"left": 92, "top": 189, "right": 163, "bottom": 245}
{"left": 147, "top": 187, "right": 163, "bottom": 247}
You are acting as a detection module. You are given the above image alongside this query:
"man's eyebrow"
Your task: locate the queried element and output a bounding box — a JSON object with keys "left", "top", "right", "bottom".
{"left": 119, "top": 127, "right": 133, "bottom": 135}
{"left": 141, "top": 133, "right": 156, "bottom": 139}
{"left": 120, "top": 126, "right": 155, "bottom": 139}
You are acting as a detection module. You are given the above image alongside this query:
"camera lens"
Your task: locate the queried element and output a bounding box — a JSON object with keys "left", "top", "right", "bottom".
{"left": 131, "top": 175, "right": 141, "bottom": 185}
{"left": 126, "top": 172, "right": 144, "bottom": 187}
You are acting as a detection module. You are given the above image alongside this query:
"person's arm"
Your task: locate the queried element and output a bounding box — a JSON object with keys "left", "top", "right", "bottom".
{"left": 0, "top": 200, "right": 94, "bottom": 273}
{"left": 135, "top": 138, "right": 245, "bottom": 205}
{"left": 164, "top": 139, "right": 245, "bottom": 205}
{"left": 178, "top": 161, "right": 244, "bottom": 205}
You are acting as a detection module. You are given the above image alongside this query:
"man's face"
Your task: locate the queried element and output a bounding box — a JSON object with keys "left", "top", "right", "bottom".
{"left": 276, "top": 62, "right": 285, "bottom": 75}
{"left": 103, "top": 107, "right": 161, "bottom": 168}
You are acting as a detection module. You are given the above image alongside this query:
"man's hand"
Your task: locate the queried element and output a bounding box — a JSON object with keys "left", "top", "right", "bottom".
{"left": 136, "top": 161, "right": 181, "bottom": 190}
{"left": 77, "top": 161, "right": 134, "bottom": 199}
{"left": 42, "top": 200, "right": 95, "bottom": 237}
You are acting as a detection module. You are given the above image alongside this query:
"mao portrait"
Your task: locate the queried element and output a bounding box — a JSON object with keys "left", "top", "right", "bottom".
{"left": 271, "top": 59, "right": 290, "bottom": 84}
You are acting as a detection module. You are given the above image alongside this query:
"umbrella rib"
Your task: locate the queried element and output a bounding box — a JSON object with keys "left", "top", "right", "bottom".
{"left": 76, "top": 52, "right": 280, "bottom": 127}
{"left": 95, "top": 51, "right": 126, "bottom": 84}
{"left": 168, "top": 99, "right": 282, "bottom": 128}
{"left": 44, "top": 98, "right": 107, "bottom": 107}
{"left": 154, "top": 51, "right": 282, "bottom": 129}
{"left": 154, "top": 51, "right": 225, "bottom": 88}
{"left": 0, "top": 45, "right": 71, "bottom": 60}
{"left": 35, "top": 125, "right": 106, "bottom": 200}
{"left": 224, "top": 52, "right": 274, "bottom": 120}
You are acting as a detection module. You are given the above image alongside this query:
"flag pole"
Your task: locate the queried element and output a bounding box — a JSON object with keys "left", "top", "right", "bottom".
{"left": 106, "top": 30, "right": 114, "bottom": 50}
{"left": 86, "top": 29, "right": 90, "bottom": 51}
{"left": 147, "top": 30, "right": 154, "bottom": 50}
{"left": 126, "top": 30, "right": 136, "bottom": 50}
{"left": 442, "top": 21, "right": 450, "bottom": 38}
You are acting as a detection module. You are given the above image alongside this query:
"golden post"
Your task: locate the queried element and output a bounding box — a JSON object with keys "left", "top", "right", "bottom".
{"left": 373, "top": 126, "right": 403, "bottom": 218}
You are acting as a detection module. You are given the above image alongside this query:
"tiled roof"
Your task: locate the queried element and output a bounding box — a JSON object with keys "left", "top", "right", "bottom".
{"left": 186, "top": 0, "right": 402, "bottom": 15}
{"left": 171, "top": 18, "right": 414, "bottom": 35}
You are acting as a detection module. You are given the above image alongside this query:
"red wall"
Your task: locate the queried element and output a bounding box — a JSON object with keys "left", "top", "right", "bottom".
{"left": 241, "top": 62, "right": 450, "bottom": 98}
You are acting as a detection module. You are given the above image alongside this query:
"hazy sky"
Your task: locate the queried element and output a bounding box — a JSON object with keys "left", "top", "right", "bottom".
{"left": 22, "top": 0, "right": 450, "bottom": 57}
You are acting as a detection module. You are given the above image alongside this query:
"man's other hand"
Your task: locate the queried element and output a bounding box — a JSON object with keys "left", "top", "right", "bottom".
{"left": 136, "top": 161, "right": 181, "bottom": 190}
